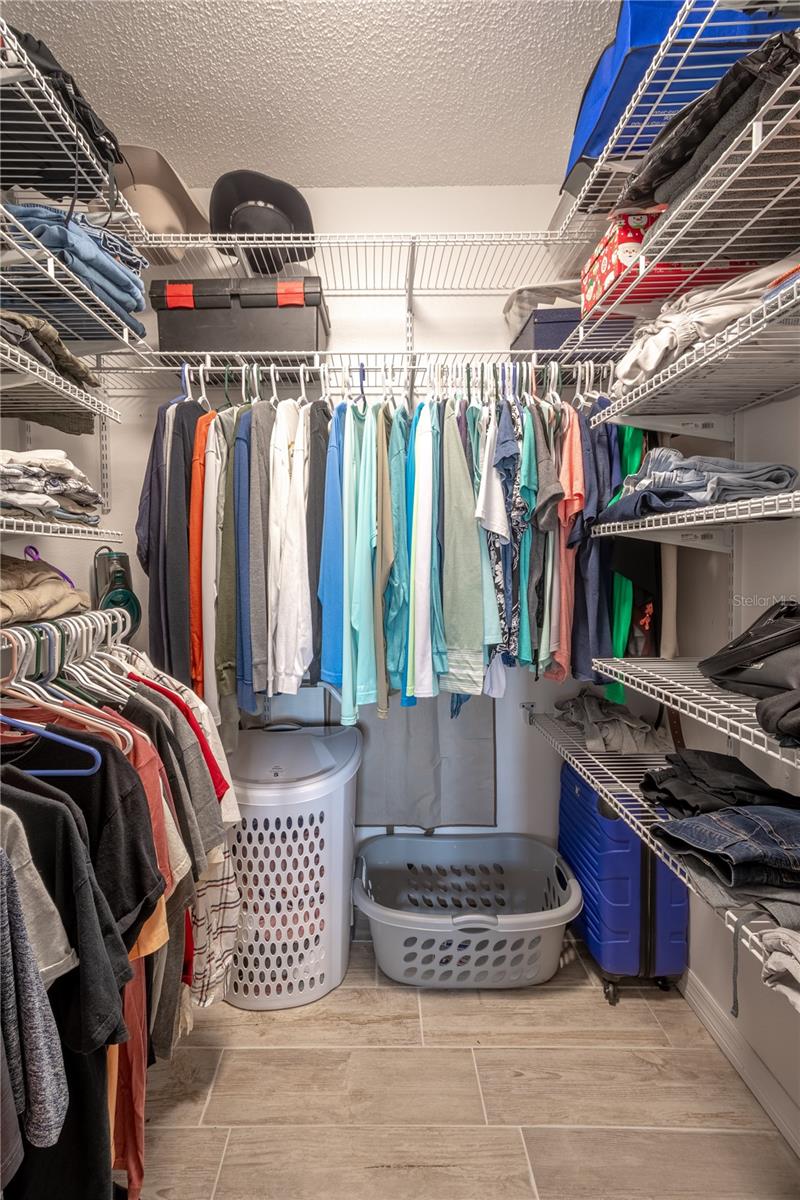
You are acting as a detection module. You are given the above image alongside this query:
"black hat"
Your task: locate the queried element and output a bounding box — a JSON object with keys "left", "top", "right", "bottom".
{"left": 210, "top": 170, "right": 314, "bottom": 274}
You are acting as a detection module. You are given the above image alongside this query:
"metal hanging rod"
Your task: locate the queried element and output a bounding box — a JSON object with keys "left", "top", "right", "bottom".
{"left": 94, "top": 349, "right": 618, "bottom": 395}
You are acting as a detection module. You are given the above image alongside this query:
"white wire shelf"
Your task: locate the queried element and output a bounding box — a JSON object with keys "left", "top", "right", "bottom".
{"left": 128, "top": 230, "right": 587, "bottom": 297}
{"left": 531, "top": 714, "right": 769, "bottom": 967}
{"left": 592, "top": 658, "right": 800, "bottom": 770}
{"left": 0, "top": 515, "right": 121, "bottom": 541}
{"left": 559, "top": 70, "right": 800, "bottom": 361}
{"left": 0, "top": 20, "right": 144, "bottom": 233}
{"left": 591, "top": 276, "right": 800, "bottom": 423}
{"left": 591, "top": 490, "right": 800, "bottom": 544}
{"left": 94, "top": 348, "right": 606, "bottom": 396}
{"left": 0, "top": 205, "right": 149, "bottom": 349}
{"left": 558, "top": 0, "right": 800, "bottom": 238}
{"left": 0, "top": 340, "right": 121, "bottom": 422}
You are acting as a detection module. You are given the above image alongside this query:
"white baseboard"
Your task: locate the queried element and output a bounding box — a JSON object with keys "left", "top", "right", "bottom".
{"left": 682, "top": 969, "right": 800, "bottom": 1157}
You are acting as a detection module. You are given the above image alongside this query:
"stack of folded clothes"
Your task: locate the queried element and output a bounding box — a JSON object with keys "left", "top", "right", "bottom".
{"left": 612, "top": 254, "right": 800, "bottom": 395}
{"left": 555, "top": 688, "right": 673, "bottom": 755}
{"left": 0, "top": 307, "right": 101, "bottom": 435}
{"left": 641, "top": 749, "right": 800, "bottom": 817}
{"left": 596, "top": 446, "right": 798, "bottom": 522}
{"left": 757, "top": 690, "right": 800, "bottom": 748}
{"left": 0, "top": 448, "right": 102, "bottom": 525}
{"left": 761, "top": 926, "right": 800, "bottom": 1013}
{"left": 614, "top": 31, "right": 800, "bottom": 215}
{"left": 0, "top": 552, "right": 89, "bottom": 624}
{"left": 2, "top": 202, "right": 147, "bottom": 336}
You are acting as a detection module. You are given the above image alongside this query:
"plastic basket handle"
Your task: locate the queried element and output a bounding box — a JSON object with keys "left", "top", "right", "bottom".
{"left": 451, "top": 913, "right": 500, "bottom": 930}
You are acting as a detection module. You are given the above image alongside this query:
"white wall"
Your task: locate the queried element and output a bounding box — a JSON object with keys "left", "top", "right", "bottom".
{"left": 676, "top": 392, "right": 800, "bottom": 1149}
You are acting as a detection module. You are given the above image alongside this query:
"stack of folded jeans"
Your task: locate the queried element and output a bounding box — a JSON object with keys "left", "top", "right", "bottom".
{"left": 0, "top": 552, "right": 89, "bottom": 624}
{"left": 3, "top": 203, "right": 146, "bottom": 336}
{"left": 596, "top": 446, "right": 798, "bottom": 522}
{"left": 641, "top": 748, "right": 800, "bottom": 817}
{"left": 652, "top": 806, "right": 800, "bottom": 890}
{"left": 0, "top": 449, "right": 102, "bottom": 525}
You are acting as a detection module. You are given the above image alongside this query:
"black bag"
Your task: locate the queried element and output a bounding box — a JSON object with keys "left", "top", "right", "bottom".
{"left": 698, "top": 602, "right": 800, "bottom": 698}
{"left": 0, "top": 26, "right": 122, "bottom": 202}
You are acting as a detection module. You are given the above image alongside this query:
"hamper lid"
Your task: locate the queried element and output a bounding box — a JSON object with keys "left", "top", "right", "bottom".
{"left": 230, "top": 727, "right": 361, "bottom": 791}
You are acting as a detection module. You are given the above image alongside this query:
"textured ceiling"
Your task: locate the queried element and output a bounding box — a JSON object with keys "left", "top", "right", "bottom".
{"left": 4, "top": 0, "right": 617, "bottom": 188}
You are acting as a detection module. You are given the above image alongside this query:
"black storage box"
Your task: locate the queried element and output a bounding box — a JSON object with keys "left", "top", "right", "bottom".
{"left": 510, "top": 306, "right": 582, "bottom": 352}
{"left": 150, "top": 276, "right": 331, "bottom": 352}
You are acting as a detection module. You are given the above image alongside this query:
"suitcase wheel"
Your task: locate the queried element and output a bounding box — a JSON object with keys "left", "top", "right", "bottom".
{"left": 603, "top": 980, "right": 619, "bottom": 1006}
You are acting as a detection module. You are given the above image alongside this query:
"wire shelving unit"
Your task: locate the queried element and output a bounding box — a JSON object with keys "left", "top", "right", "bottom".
{"left": 0, "top": 515, "right": 122, "bottom": 541}
{"left": 592, "top": 658, "right": 799, "bottom": 769}
{"left": 558, "top": 68, "right": 800, "bottom": 361}
{"left": 129, "top": 230, "right": 587, "bottom": 297}
{"left": 531, "top": 714, "right": 772, "bottom": 966}
{"left": 558, "top": 0, "right": 800, "bottom": 239}
{"left": 0, "top": 340, "right": 121, "bottom": 422}
{"left": 0, "top": 206, "right": 149, "bottom": 349}
{"left": 0, "top": 20, "right": 144, "bottom": 233}
{"left": 591, "top": 489, "right": 800, "bottom": 547}
{"left": 591, "top": 276, "right": 800, "bottom": 423}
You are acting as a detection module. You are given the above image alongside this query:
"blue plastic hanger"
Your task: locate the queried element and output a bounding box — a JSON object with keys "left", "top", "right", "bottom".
{"left": 0, "top": 713, "right": 102, "bottom": 776}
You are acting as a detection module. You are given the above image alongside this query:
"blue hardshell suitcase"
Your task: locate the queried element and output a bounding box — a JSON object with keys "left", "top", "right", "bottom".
{"left": 558, "top": 762, "right": 688, "bottom": 1004}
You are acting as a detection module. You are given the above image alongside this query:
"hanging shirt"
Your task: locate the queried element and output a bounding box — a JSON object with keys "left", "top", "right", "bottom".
{"left": 528, "top": 404, "right": 564, "bottom": 669}
{"left": 135, "top": 402, "right": 169, "bottom": 671}
{"left": 440, "top": 397, "right": 483, "bottom": 694}
{"left": 493, "top": 399, "right": 519, "bottom": 640}
{"left": 517, "top": 407, "right": 538, "bottom": 667}
{"left": 215, "top": 408, "right": 243, "bottom": 703}
{"left": 384, "top": 406, "right": 410, "bottom": 693}
{"left": 165, "top": 401, "right": 204, "bottom": 686}
{"left": 374, "top": 404, "right": 395, "bottom": 718}
{"left": 401, "top": 404, "right": 423, "bottom": 705}
{"left": 319, "top": 403, "right": 347, "bottom": 689}
{"left": 475, "top": 403, "right": 508, "bottom": 652}
{"left": 189, "top": 410, "right": 216, "bottom": 699}
{"left": 200, "top": 412, "right": 228, "bottom": 724}
{"left": 271, "top": 400, "right": 313, "bottom": 695}
{"left": 306, "top": 402, "right": 331, "bottom": 685}
{"left": 545, "top": 404, "right": 585, "bottom": 683}
{"left": 248, "top": 401, "right": 276, "bottom": 697}
{"left": 352, "top": 402, "right": 378, "bottom": 710}
{"left": 411, "top": 402, "right": 436, "bottom": 698}
{"left": 429, "top": 400, "right": 448, "bottom": 681}
{"left": 341, "top": 403, "right": 367, "bottom": 724}
{"left": 233, "top": 408, "right": 257, "bottom": 713}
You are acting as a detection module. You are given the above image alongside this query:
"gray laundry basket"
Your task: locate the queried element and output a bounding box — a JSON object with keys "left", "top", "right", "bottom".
{"left": 353, "top": 833, "right": 582, "bottom": 989}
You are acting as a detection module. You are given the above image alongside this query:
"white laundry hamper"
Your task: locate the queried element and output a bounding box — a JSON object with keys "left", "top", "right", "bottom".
{"left": 226, "top": 726, "right": 362, "bottom": 1010}
{"left": 353, "top": 833, "right": 582, "bottom": 988}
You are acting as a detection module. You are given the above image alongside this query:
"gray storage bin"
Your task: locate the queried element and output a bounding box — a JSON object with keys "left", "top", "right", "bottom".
{"left": 353, "top": 833, "right": 582, "bottom": 989}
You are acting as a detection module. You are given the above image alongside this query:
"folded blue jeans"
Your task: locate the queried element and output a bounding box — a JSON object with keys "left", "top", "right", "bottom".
{"left": 653, "top": 805, "right": 800, "bottom": 888}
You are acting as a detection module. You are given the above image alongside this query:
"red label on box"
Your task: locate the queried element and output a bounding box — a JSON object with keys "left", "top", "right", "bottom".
{"left": 165, "top": 283, "right": 195, "bottom": 309}
{"left": 276, "top": 280, "right": 305, "bottom": 307}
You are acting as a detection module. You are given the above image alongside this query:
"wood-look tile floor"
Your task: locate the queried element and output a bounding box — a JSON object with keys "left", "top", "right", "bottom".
{"left": 140, "top": 934, "right": 800, "bottom": 1200}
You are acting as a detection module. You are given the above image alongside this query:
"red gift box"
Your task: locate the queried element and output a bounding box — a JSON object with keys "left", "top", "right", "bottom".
{"left": 580, "top": 214, "right": 757, "bottom": 317}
